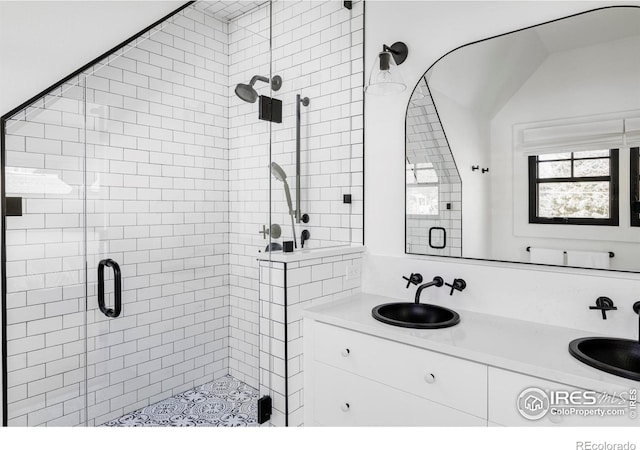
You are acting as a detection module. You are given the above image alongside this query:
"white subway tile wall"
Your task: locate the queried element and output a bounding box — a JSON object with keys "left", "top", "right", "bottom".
{"left": 258, "top": 250, "right": 362, "bottom": 426}
{"left": 2, "top": 0, "right": 364, "bottom": 427}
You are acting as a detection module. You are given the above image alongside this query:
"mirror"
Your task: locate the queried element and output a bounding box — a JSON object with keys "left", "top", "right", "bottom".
{"left": 405, "top": 6, "right": 640, "bottom": 272}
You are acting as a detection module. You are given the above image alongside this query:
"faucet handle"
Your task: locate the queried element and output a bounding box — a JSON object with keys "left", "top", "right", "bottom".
{"left": 444, "top": 278, "right": 466, "bottom": 296}
{"left": 402, "top": 273, "right": 423, "bottom": 288}
{"left": 589, "top": 297, "right": 617, "bottom": 320}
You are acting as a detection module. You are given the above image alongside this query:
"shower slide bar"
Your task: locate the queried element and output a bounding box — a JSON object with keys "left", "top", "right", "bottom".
{"left": 295, "top": 94, "right": 310, "bottom": 223}
{"left": 98, "top": 259, "right": 122, "bottom": 318}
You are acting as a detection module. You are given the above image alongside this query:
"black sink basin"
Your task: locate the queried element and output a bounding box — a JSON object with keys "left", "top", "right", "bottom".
{"left": 569, "top": 337, "right": 640, "bottom": 382}
{"left": 372, "top": 302, "right": 460, "bottom": 329}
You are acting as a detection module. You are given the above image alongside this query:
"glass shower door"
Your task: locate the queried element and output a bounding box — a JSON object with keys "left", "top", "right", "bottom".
{"left": 3, "top": 77, "right": 88, "bottom": 426}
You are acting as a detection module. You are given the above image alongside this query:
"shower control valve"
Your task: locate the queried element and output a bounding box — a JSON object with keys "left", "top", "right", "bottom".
{"left": 258, "top": 224, "right": 270, "bottom": 239}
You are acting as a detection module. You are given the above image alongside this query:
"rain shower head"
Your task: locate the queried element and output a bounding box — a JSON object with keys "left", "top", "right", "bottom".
{"left": 235, "top": 75, "right": 283, "bottom": 103}
{"left": 235, "top": 83, "right": 259, "bottom": 103}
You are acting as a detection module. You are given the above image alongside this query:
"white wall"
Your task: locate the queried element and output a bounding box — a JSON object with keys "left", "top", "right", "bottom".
{"left": 0, "top": 1, "right": 184, "bottom": 117}
{"left": 364, "top": 1, "right": 640, "bottom": 337}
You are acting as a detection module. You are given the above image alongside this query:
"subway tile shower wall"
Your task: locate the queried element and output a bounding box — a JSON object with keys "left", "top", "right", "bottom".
{"left": 4, "top": 7, "right": 231, "bottom": 426}
{"left": 227, "top": 1, "right": 364, "bottom": 388}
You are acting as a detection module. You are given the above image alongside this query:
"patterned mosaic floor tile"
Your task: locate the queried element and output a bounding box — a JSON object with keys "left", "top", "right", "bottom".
{"left": 102, "top": 375, "right": 259, "bottom": 427}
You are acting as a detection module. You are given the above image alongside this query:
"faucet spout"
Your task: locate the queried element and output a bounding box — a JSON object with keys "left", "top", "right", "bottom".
{"left": 414, "top": 276, "right": 444, "bottom": 304}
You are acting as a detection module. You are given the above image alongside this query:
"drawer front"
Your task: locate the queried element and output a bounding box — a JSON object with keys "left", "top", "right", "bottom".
{"left": 488, "top": 367, "right": 639, "bottom": 427}
{"left": 314, "top": 321, "right": 487, "bottom": 418}
{"left": 312, "top": 362, "right": 486, "bottom": 426}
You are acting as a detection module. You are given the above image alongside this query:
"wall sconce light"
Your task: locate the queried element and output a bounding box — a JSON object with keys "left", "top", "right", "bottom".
{"left": 365, "top": 41, "right": 409, "bottom": 96}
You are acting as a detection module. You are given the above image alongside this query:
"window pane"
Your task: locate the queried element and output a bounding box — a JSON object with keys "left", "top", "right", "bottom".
{"left": 573, "top": 149, "right": 609, "bottom": 159}
{"left": 538, "top": 182, "right": 610, "bottom": 218}
{"left": 538, "top": 160, "right": 571, "bottom": 178}
{"left": 407, "top": 185, "right": 439, "bottom": 215}
{"left": 538, "top": 152, "right": 571, "bottom": 161}
{"left": 574, "top": 158, "right": 609, "bottom": 177}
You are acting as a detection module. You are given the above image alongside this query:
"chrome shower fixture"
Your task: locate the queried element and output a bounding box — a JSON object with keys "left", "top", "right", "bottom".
{"left": 235, "top": 75, "right": 283, "bottom": 103}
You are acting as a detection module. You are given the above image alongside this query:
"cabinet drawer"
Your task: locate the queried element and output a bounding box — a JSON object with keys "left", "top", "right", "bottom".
{"left": 314, "top": 321, "right": 487, "bottom": 418}
{"left": 488, "top": 367, "right": 638, "bottom": 427}
{"left": 312, "top": 362, "right": 486, "bottom": 426}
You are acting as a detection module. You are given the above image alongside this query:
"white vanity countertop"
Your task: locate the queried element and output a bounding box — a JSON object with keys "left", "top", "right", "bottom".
{"left": 302, "top": 292, "right": 640, "bottom": 394}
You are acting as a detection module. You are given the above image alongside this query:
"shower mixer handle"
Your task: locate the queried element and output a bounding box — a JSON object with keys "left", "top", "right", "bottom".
{"left": 258, "top": 224, "right": 269, "bottom": 239}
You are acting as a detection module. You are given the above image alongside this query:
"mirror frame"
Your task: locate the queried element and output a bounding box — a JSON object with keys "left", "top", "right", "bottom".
{"left": 404, "top": 5, "right": 640, "bottom": 274}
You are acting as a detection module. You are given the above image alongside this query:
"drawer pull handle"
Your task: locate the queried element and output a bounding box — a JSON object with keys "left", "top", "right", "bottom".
{"left": 341, "top": 403, "right": 350, "bottom": 412}
{"left": 424, "top": 373, "right": 436, "bottom": 384}
{"left": 341, "top": 348, "right": 351, "bottom": 357}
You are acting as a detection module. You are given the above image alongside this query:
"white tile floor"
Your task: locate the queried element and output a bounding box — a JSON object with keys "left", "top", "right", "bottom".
{"left": 102, "top": 375, "right": 259, "bottom": 427}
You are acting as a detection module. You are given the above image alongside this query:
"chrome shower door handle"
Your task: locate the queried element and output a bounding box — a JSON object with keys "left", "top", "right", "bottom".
{"left": 98, "top": 258, "right": 122, "bottom": 318}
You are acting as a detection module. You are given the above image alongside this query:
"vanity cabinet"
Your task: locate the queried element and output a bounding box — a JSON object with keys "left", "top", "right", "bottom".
{"left": 304, "top": 320, "right": 637, "bottom": 427}
{"left": 305, "top": 321, "right": 488, "bottom": 426}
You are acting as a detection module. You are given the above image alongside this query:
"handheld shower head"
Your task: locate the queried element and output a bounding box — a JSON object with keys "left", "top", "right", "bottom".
{"left": 270, "top": 161, "right": 287, "bottom": 182}
{"left": 235, "top": 75, "right": 283, "bottom": 103}
{"left": 271, "top": 162, "right": 294, "bottom": 215}
{"left": 270, "top": 161, "right": 298, "bottom": 249}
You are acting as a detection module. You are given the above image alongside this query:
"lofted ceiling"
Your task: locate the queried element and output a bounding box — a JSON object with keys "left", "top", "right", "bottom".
{"left": 425, "top": 7, "right": 640, "bottom": 120}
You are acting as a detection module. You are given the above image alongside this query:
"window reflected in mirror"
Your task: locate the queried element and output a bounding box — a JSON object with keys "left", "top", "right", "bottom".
{"left": 528, "top": 149, "right": 619, "bottom": 225}
{"left": 406, "top": 161, "right": 439, "bottom": 216}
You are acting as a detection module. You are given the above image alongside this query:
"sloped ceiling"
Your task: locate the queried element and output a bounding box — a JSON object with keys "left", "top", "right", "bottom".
{"left": 425, "top": 7, "right": 640, "bottom": 121}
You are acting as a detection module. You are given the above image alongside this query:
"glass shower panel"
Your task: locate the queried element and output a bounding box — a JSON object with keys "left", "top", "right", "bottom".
{"left": 3, "top": 77, "right": 87, "bottom": 426}
{"left": 83, "top": 4, "right": 250, "bottom": 425}
{"left": 269, "top": 0, "right": 365, "bottom": 250}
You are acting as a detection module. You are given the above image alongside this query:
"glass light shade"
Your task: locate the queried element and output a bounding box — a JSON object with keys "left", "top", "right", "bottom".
{"left": 365, "top": 50, "right": 407, "bottom": 95}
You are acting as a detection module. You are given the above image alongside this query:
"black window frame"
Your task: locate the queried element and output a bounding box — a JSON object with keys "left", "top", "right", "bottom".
{"left": 528, "top": 149, "right": 619, "bottom": 226}
{"left": 632, "top": 147, "right": 640, "bottom": 227}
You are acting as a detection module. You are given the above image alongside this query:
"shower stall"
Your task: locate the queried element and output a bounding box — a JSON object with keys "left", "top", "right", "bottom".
{"left": 0, "top": 0, "right": 364, "bottom": 427}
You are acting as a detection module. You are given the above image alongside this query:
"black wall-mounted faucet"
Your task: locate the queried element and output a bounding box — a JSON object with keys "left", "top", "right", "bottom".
{"left": 415, "top": 276, "right": 444, "bottom": 304}
{"left": 589, "top": 297, "right": 617, "bottom": 320}
{"left": 445, "top": 278, "right": 466, "bottom": 296}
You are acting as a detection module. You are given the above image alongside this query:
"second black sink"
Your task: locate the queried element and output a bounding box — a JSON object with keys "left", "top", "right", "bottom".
{"left": 372, "top": 302, "right": 460, "bottom": 329}
{"left": 569, "top": 337, "right": 640, "bottom": 381}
